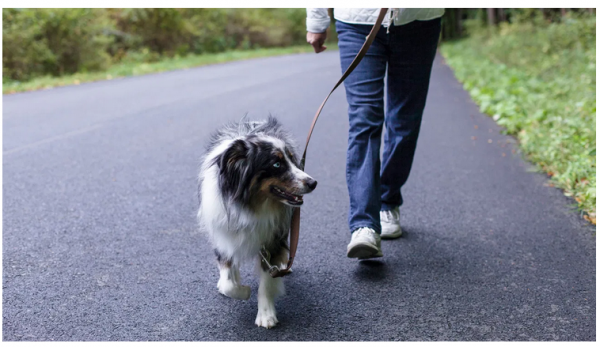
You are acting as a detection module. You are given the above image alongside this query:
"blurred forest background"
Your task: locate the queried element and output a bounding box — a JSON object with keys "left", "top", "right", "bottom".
{"left": 3, "top": 8, "right": 307, "bottom": 82}
{"left": 3, "top": 8, "right": 595, "bottom": 82}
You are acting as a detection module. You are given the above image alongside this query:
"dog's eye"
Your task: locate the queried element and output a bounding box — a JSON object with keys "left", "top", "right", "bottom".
{"left": 273, "top": 162, "right": 281, "bottom": 168}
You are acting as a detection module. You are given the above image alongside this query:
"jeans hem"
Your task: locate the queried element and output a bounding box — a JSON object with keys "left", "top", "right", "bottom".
{"left": 381, "top": 203, "right": 400, "bottom": 212}
{"left": 350, "top": 224, "right": 381, "bottom": 235}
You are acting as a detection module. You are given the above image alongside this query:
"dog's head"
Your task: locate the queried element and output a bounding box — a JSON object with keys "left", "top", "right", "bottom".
{"left": 216, "top": 135, "right": 317, "bottom": 207}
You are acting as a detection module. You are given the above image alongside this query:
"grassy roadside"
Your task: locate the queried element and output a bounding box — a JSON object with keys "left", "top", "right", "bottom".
{"left": 3, "top": 45, "right": 333, "bottom": 94}
{"left": 440, "top": 18, "right": 596, "bottom": 224}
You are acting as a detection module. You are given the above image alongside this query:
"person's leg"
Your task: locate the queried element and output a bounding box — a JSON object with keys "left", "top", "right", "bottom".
{"left": 336, "top": 20, "right": 389, "bottom": 234}
{"left": 380, "top": 18, "right": 441, "bottom": 211}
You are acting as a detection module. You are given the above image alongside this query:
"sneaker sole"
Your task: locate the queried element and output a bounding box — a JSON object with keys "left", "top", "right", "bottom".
{"left": 347, "top": 243, "right": 383, "bottom": 259}
{"left": 380, "top": 230, "right": 402, "bottom": 239}
{"left": 381, "top": 226, "right": 402, "bottom": 239}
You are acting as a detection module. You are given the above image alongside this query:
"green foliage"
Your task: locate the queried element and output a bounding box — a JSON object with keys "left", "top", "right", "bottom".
{"left": 3, "top": 45, "right": 319, "bottom": 94}
{"left": 441, "top": 15, "right": 596, "bottom": 218}
{"left": 221, "top": 9, "right": 307, "bottom": 50}
{"left": 3, "top": 8, "right": 308, "bottom": 82}
{"left": 3, "top": 8, "right": 113, "bottom": 80}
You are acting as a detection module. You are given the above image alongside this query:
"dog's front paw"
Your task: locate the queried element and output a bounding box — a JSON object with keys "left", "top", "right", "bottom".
{"left": 255, "top": 308, "right": 279, "bottom": 329}
{"left": 217, "top": 280, "right": 251, "bottom": 300}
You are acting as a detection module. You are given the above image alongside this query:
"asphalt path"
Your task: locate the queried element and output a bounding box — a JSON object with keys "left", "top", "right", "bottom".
{"left": 2, "top": 51, "right": 596, "bottom": 341}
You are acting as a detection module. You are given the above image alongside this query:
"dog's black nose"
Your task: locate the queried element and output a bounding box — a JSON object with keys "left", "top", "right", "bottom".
{"left": 306, "top": 178, "right": 318, "bottom": 191}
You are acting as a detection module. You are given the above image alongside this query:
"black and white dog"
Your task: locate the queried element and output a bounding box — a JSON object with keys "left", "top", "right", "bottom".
{"left": 197, "top": 117, "right": 317, "bottom": 328}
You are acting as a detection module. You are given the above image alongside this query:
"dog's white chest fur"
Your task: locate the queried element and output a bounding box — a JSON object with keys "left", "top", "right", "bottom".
{"left": 198, "top": 163, "right": 292, "bottom": 262}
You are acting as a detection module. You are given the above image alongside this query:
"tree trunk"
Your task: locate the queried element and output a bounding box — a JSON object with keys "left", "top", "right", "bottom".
{"left": 487, "top": 8, "right": 496, "bottom": 26}
{"left": 442, "top": 8, "right": 457, "bottom": 40}
{"left": 498, "top": 8, "right": 506, "bottom": 22}
{"left": 456, "top": 8, "right": 463, "bottom": 36}
{"left": 560, "top": 8, "right": 567, "bottom": 16}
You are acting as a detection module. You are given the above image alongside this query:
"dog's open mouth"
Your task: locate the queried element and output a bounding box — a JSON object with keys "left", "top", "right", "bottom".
{"left": 270, "top": 186, "right": 303, "bottom": 206}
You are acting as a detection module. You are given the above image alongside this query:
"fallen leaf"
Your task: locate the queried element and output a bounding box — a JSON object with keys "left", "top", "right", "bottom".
{"left": 583, "top": 215, "right": 596, "bottom": 225}
{"left": 471, "top": 136, "right": 477, "bottom": 140}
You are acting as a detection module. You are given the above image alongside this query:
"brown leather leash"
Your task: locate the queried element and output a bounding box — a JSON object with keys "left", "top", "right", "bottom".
{"left": 262, "top": 8, "right": 389, "bottom": 278}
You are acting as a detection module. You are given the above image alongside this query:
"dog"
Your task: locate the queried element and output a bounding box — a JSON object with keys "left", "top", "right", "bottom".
{"left": 197, "top": 117, "right": 317, "bottom": 328}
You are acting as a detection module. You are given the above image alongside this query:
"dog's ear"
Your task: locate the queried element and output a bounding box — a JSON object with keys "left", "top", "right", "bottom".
{"left": 218, "top": 139, "right": 252, "bottom": 203}
{"left": 219, "top": 139, "right": 248, "bottom": 171}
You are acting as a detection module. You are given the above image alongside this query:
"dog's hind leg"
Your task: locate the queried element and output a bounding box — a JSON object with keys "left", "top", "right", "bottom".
{"left": 215, "top": 250, "right": 251, "bottom": 300}
{"left": 255, "top": 245, "right": 287, "bottom": 329}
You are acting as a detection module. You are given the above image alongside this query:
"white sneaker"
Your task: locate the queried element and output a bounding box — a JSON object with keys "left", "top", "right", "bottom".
{"left": 380, "top": 207, "right": 402, "bottom": 239}
{"left": 347, "top": 227, "right": 383, "bottom": 259}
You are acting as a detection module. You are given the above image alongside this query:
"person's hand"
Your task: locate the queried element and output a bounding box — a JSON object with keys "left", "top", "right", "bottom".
{"left": 306, "top": 31, "right": 327, "bottom": 53}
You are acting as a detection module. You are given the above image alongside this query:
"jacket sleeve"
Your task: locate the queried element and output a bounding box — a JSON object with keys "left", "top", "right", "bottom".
{"left": 306, "top": 8, "right": 331, "bottom": 33}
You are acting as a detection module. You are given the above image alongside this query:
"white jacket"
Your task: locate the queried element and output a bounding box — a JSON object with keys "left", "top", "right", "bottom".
{"left": 306, "top": 8, "right": 444, "bottom": 33}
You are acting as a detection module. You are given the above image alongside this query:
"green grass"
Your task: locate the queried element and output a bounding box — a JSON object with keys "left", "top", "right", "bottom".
{"left": 3, "top": 45, "right": 329, "bottom": 94}
{"left": 441, "top": 16, "right": 596, "bottom": 223}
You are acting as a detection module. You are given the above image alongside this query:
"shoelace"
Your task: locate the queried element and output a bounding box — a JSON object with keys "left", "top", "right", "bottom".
{"left": 383, "top": 210, "right": 392, "bottom": 221}
{"left": 382, "top": 210, "right": 399, "bottom": 222}
{"left": 355, "top": 227, "right": 373, "bottom": 237}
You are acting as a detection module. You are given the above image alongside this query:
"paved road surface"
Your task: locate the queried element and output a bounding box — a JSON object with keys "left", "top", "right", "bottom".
{"left": 3, "top": 52, "right": 595, "bottom": 341}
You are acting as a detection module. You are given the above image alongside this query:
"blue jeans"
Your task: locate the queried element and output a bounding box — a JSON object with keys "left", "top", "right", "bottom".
{"left": 336, "top": 18, "right": 441, "bottom": 234}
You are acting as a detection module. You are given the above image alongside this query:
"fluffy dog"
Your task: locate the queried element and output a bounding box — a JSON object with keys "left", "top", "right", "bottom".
{"left": 197, "top": 117, "right": 317, "bottom": 328}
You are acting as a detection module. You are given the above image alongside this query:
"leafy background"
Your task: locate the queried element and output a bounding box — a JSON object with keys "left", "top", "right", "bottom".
{"left": 3, "top": 8, "right": 307, "bottom": 82}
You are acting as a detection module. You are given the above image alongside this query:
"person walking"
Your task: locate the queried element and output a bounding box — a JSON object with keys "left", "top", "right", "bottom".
{"left": 306, "top": 8, "right": 444, "bottom": 259}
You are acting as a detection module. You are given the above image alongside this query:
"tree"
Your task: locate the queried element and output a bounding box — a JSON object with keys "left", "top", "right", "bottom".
{"left": 487, "top": 8, "right": 496, "bottom": 26}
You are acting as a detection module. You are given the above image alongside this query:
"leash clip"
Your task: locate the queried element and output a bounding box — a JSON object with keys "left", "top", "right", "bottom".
{"left": 259, "top": 246, "right": 292, "bottom": 278}
{"left": 259, "top": 247, "right": 280, "bottom": 275}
